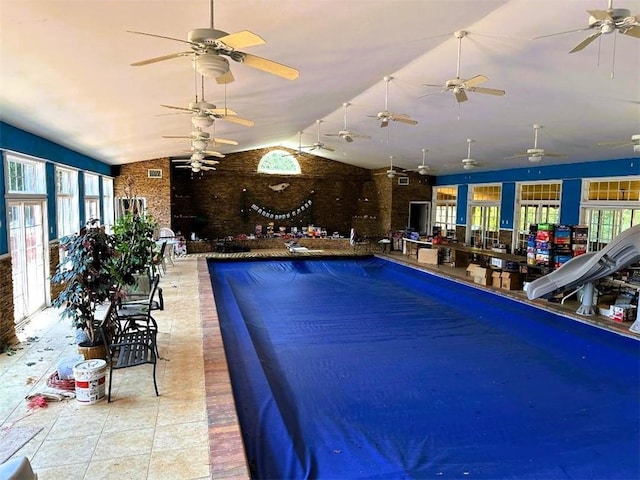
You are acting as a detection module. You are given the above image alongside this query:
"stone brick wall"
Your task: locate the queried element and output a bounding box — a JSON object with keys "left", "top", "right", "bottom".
{"left": 114, "top": 158, "right": 171, "bottom": 229}
{"left": 115, "top": 148, "right": 435, "bottom": 245}
{"left": 0, "top": 255, "right": 17, "bottom": 346}
{"left": 171, "top": 148, "right": 373, "bottom": 240}
{"left": 49, "top": 242, "right": 64, "bottom": 301}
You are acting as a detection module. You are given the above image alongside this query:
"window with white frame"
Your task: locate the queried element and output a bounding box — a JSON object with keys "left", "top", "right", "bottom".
{"left": 581, "top": 178, "right": 640, "bottom": 251}
{"left": 56, "top": 167, "right": 79, "bottom": 238}
{"left": 468, "top": 184, "right": 501, "bottom": 249}
{"left": 514, "top": 182, "right": 561, "bottom": 253}
{"left": 102, "top": 177, "right": 115, "bottom": 233}
{"left": 84, "top": 173, "right": 100, "bottom": 224}
{"left": 6, "top": 154, "right": 46, "bottom": 194}
{"left": 432, "top": 186, "right": 457, "bottom": 237}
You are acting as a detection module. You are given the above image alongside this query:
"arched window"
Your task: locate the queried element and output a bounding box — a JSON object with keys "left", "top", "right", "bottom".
{"left": 257, "top": 150, "right": 301, "bottom": 175}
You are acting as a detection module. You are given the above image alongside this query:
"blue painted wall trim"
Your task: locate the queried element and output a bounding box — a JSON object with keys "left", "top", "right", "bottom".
{"left": 500, "top": 182, "right": 516, "bottom": 229}
{"left": 561, "top": 179, "right": 582, "bottom": 225}
{"left": 435, "top": 158, "right": 639, "bottom": 186}
{"left": 46, "top": 163, "right": 57, "bottom": 241}
{"left": 0, "top": 122, "right": 111, "bottom": 175}
{"left": 0, "top": 154, "right": 6, "bottom": 254}
{"left": 456, "top": 185, "right": 468, "bottom": 225}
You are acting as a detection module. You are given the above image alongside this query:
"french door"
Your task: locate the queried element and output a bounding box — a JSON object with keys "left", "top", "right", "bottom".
{"left": 8, "top": 201, "right": 47, "bottom": 323}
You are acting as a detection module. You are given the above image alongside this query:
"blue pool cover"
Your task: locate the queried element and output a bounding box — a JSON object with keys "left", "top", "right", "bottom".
{"left": 208, "top": 257, "right": 640, "bottom": 479}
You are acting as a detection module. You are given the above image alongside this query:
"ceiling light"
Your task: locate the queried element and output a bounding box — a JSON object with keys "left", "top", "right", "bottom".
{"left": 418, "top": 166, "right": 430, "bottom": 175}
{"left": 191, "top": 152, "right": 205, "bottom": 161}
{"left": 634, "top": 144, "right": 640, "bottom": 153}
{"left": 191, "top": 113, "right": 213, "bottom": 128}
{"left": 528, "top": 156, "right": 542, "bottom": 162}
{"left": 386, "top": 171, "right": 396, "bottom": 178}
{"left": 193, "top": 53, "right": 230, "bottom": 78}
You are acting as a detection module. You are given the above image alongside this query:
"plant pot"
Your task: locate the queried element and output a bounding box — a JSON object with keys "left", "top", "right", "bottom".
{"left": 77, "top": 342, "right": 107, "bottom": 360}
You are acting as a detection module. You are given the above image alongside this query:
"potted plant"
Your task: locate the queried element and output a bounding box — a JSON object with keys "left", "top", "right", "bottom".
{"left": 52, "top": 219, "right": 119, "bottom": 359}
{"left": 112, "top": 212, "right": 158, "bottom": 290}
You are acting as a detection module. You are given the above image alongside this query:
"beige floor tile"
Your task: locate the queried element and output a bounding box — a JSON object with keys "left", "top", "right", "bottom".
{"left": 147, "top": 445, "right": 210, "bottom": 480}
{"left": 93, "top": 427, "right": 155, "bottom": 461}
{"left": 102, "top": 405, "right": 159, "bottom": 433}
{"left": 47, "top": 409, "right": 109, "bottom": 439}
{"left": 32, "top": 463, "right": 88, "bottom": 480}
{"left": 84, "top": 454, "right": 150, "bottom": 480}
{"left": 30, "top": 434, "right": 100, "bottom": 469}
{"left": 153, "top": 420, "right": 208, "bottom": 451}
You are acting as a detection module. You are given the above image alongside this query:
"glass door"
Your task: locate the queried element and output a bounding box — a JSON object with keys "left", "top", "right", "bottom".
{"left": 8, "top": 201, "right": 47, "bottom": 322}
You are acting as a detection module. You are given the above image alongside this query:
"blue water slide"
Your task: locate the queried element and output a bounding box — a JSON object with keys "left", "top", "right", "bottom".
{"left": 526, "top": 224, "right": 640, "bottom": 300}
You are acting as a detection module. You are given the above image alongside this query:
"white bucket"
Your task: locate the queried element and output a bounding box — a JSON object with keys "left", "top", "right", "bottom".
{"left": 73, "top": 359, "right": 107, "bottom": 405}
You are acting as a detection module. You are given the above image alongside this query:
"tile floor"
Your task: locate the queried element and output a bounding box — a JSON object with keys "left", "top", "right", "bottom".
{"left": 0, "top": 256, "right": 245, "bottom": 480}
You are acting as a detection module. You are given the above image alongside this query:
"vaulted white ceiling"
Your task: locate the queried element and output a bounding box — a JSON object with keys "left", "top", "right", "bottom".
{"left": 1, "top": 0, "right": 639, "bottom": 175}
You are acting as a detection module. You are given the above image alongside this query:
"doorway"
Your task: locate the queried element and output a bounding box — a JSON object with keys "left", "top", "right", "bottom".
{"left": 408, "top": 201, "right": 430, "bottom": 235}
{"left": 8, "top": 201, "right": 48, "bottom": 323}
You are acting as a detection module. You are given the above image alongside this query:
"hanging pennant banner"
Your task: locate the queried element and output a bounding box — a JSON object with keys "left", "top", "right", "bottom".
{"left": 250, "top": 198, "right": 313, "bottom": 219}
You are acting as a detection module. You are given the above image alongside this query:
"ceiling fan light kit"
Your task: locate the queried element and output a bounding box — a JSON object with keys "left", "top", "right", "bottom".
{"left": 193, "top": 53, "right": 230, "bottom": 78}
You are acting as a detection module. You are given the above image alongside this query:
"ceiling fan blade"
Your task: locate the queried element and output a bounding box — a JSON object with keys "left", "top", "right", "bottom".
{"left": 391, "top": 114, "right": 418, "bottom": 125}
{"left": 238, "top": 53, "right": 299, "bottom": 80}
{"left": 569, "top": 32, "right": 602, "bottom": 53}
{"left": 454, "top": 89, "right": 468, "bottom": 103}
{"left": 533, "top": 27, "right": 590, "bottom": 40}
{"left": 542, "top": 152, "right": 566, "bottom": 158}
{"left": 462, "top": 74, "right": 488, "bottom": 88}
{"left": 505, "top": 153, "right": 529, "bottom": 159}
{"left": 160, "top": 104, "right": 193, "bottom": 112}
{"left": 127, "top": 30, "right": 195, "bottom": 46}
{"left": 201, "top": 150, "right": 225, "bottom": 158}
{"left": 217, "top": 30, "right": 266, "bottom": 50}
{"left": 220, "top": 115, "right": 254, "bottom": 127}
{"left": 597, "top": 139, "right": 633, "bottom": 147}
{"left": 323, "top": 146, "right": 336, "bottom": 152}
{"left": 206, "top": 107, "right": 238, "bottom": 116}
{"left": 586, "top": 9, "right": 612, "bottom": 22}
{"left": 215, "top": 70, "right": 235, "bottom": 85}
{"left": 131, "top": 52, "right": 192, "bottom": 66}
{"left": 344, "top": 136, "right": 354, "bottom": 143}
{"left": 470, "top": 86, "right": 506, "bottom": 96}
{"left": 620, "top": 25, "right": 640, "bottom": 39}
{"left": 211, "top": 137, "right": 238, "bottom": 146}
{"left": 163, "top": 135, "right": 192, "bottom": 139}
{"left": 175, "top": 165, "right": 192, "bottom": 169}
{"left": 200, "top": 166, "right": 216, "bottom": 171}
{"left": 324, "top": 133, "right": 341, "bottom": 137}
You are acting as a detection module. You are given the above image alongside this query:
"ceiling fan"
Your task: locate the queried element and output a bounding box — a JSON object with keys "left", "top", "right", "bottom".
{"left": 416, "top": 149, "right": 431, "bottom": 175}
{"left": 597, "top": 133, "right": 640, "bottom": 153}
{"left": 461, "top": 139, "right": 478, "bottom": 170}
{"left": 375, "top": 156, "right": 408, "bottom": 178}
{"left": 506, "top": 124, "right": 566, "bottom": 163}
{"left": 325, "top": 103, "right": 371, "bottom": 143}
{"left": 163, "top": 128, "right": 238, "bottom": 150}
{"left": 129, "top": 0, "right": 299, "bottom": 83}
{"left": 422, "top": 31, "right": 505, "bottom": 103}
{"left": 302, "top": 120, "right": 335, "bottom": 152}
{"left": 368, "top": 76, "right": 418, "bottom": 127}
{"left": 533, "top": 0, "right": 640, "bottom": 53}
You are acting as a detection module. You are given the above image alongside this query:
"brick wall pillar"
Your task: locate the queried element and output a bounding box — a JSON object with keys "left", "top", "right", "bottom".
{"left": 0, "top": 255, "right": 17, "bottom": 346}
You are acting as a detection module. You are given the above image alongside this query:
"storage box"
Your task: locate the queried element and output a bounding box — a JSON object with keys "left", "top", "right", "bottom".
{"left": 492, "top": 270, "right": 502, "bottom": 288}
{"left": 611, "top": 305, "right": 637, "bottom": 322}
{"left": 417, "top": 247, "right": 438, "bottom": 265}
{"left": 500, "top": 271, "right": 522, "bottom": 290}
{"left": 490, "top": 257, "right": 506, "bottom": 269}
{"left": 465, "top": 264, "right": 491, "bottom": 285}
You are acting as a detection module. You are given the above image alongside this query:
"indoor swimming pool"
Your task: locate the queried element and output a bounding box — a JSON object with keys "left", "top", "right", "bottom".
{"left": 208, "top": 257, "right": 639, "bottom": 479}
